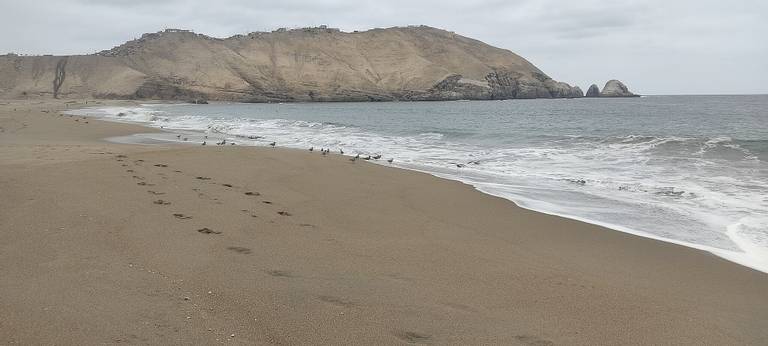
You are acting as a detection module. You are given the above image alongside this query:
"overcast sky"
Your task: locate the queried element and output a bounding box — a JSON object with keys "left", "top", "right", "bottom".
{"left": 1, "top": 0, "right": 766, "bottom": 95}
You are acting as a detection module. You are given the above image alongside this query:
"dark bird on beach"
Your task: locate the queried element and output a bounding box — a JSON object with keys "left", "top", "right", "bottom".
{"left": 387, "top": 158, "right": 394, "bottom": 163}
{"left": 269, "top": 142, "right": 276, "bottom": 147}
{"left": 355, "top": 153, "right": 360, "bottom": 159}
{"left": 456, "top": 163, "right": 465, "bottom": 168}
{"left": 204, "top": 135, "right": 208, "bottom": 139}
{"left": 176, "top": 134, "right": 181, "bottom": 139}
{"left": 321, "top": 150, "right": 328, "bottom": 156}
{"left": 468, "top": 160, "right": 481, "bottom": 165}
{"left": 339, "top": 149, "right": 344, "bottom": 155}
{"left": 202, "top": 141, "right": 206, "bottom": 146}
{"left": 230, "top": 142, "right": 235, "bottom": 145}
{"left": 183, "top": 137, "right": 189, "bottom": 141}
{"left": 349, "top": 156, "right": 357, "bottom": 162}
{"left": 363, "top": 155, "right": 371, "bottom": 160}
{"left": 372, "top": 154, "right": 382, "bottom": 160}
{"left": 309, "top": 146, "right": 314, "bottom": 152}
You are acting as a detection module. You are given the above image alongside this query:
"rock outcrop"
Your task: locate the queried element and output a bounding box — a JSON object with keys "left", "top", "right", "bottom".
{"left": 600, "top": 80, "right": 638, "bottom": 97}
{"left": 585, "top": 84, "right": 600, "bottom": 97}
{"left": 0, "top": 26, "right": 586, "bottom": 102}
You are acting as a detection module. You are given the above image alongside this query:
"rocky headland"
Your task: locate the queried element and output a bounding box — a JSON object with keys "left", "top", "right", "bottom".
{"left": 0, "top": 26, "right": 637, "bottom": 102}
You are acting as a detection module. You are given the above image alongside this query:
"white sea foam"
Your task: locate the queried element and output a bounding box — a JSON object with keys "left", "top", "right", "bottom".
{"left": 68, "top": 104, "right": 768, "bottom": 273}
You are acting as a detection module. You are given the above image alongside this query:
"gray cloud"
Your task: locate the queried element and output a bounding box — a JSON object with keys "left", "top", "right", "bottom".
{"left": 1, "top": 0, "right": 766, "bottom": 94}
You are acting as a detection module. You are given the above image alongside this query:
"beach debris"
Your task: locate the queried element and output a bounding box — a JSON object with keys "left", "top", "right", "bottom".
{"left": 244, "top": 191, "right": 260, "bottom": 196}
{"left": 173, "top": 213, "right": 191, "bottom": 219}
{"left": 222, "top": 183, "right": 233, "bottom": 188}
{"left": 195, "top": 176, "right": 211, "bottom": 180}
{"left": 277, "top": 211, "right": 292, "bottom": 216}
{"left": 153, "top": 199, "right": 171, "bottom": 205}
{"left": 154, "top": 164, "right": 168, "bottom": 167}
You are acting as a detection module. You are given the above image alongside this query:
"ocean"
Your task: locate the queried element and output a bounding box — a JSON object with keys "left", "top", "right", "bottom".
{"left": 69, "top": 95, "right": 768, "bottom": 273}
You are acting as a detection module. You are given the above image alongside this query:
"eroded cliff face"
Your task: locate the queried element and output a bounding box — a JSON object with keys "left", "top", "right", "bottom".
{"left": 0, "top": 26, "right": 585, "bottom": 102}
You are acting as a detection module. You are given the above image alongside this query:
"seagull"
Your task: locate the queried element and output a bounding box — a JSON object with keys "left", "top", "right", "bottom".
{"left": 202, "top": 141, "right": 206, "bottom": 146}
{"left": 309, "top": 146, "right": 314, "bottom": 152}
{"left": 339, "top": 149, "right": 344, "bottom": 155}
{"left": 363, "top": 155, "right": 371, "bottom": 160}
{"left": 355, "top": 153, "right": 360, "bottom": 159}
{"left": 387, "top": 158, "right": 394, "bottom": 163}
{"left": 372, "top": 154, "right": 382, "bottom": 160}
{"left": 176, "top": 134, "right": 181, "bottom": 139}
{"left": 269, "top": 142, "right": 276, "bottom": 147}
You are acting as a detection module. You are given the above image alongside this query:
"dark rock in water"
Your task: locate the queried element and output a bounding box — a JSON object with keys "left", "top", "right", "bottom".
{"left": 585, "top": 84, "right": 601, "bottom": 97}
{"left": 600, "top": 80, "right": 638, "bottom": 97}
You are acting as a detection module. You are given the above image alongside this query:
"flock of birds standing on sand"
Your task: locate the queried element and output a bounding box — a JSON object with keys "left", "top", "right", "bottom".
{"left": 174, "top": 133, "right": 486, "bottom": 169}
{"left": 179, "top": 133, "right": 398, "bottom": 164}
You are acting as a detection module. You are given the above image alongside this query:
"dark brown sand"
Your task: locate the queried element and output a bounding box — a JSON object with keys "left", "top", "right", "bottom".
{"left": 1, "top": 100, "right": 766, "bottom": 345}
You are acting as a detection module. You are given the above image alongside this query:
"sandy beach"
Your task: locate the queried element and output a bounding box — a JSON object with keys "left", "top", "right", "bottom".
{"left": 1, "top": 99, "right": 766, "bottom": 345}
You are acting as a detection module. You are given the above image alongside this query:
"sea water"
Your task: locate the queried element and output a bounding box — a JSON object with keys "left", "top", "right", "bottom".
{"left": 69, "top": 95, "right": 768, "bottom": 273}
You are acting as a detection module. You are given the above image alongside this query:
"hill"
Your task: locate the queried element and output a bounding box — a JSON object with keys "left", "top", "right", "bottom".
{"left": 0, "top": 26, "right": 585, "bottom": 102}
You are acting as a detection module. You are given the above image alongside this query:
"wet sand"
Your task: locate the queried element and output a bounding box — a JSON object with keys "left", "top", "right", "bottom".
{"left": 1, "top": 99, "right": 767, "bottom": 345}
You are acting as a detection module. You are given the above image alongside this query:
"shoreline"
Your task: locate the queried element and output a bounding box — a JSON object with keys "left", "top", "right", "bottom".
{"left": 69, "top": 102, "right": 768, "bottom": 274}
{"left": 2, "top": 99, "right": 767, "bottom": 344}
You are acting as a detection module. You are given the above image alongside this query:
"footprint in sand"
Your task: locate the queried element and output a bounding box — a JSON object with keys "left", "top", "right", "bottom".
{"left": 277, "top": 211, "right": 292, "bottom": 216}
{"left": 394, "top": 331, "right": 431, "bottom": 344}
{"left": 153, "top": 199, "right": 171, "bottom": 205}
{"left": 226, "top": 246, "right": 252, "bottom": 254}
{"left": 240, "top": 210, "right": 258, "bottom": 218}
{"left": 173, "top": 213, "right": 192, "bottom": 219}
{"left": 195, "top": 176, "right": 211, "bottom": 180}
{"left": 244, "top": 191, "right": 260, "bottom": 196}
{"left": 132, "top": 175, "right": 145, "bottom": 180}
{"left": 266, "top": 269, "right": 297, "bottom": 278}
{"left": 222, "top": 183, "right": 233, "bottom": 188}
{"left": 126, "top": 169, "right": 134, "bottom": 173}
{"left": 318, "top": 295, "right": 355, "bottom": 308}
{"left": 197, "top": 228, "right": 221, "bottom": 235}
{"left": 514, "top": 335, "right": 554, "bottom": 346}
{"left": 153, "top": 164, "right": 168, "bottom": 167}
{"left": 262, "top": 201, "right": 273, "bottom": 204}
{"left": 147, "top": 190, "right": 165, "bottom": 195}
{"left": 137, "top": 182, "right": 155, "bottom": 186}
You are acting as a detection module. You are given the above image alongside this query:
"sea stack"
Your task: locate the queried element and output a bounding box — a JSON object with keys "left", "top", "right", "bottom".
{"left": 599, "top": 79, "right": 638, "bottom": 97}
{"left": 585, "top": 84, "right": 601, "bottom": 97}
